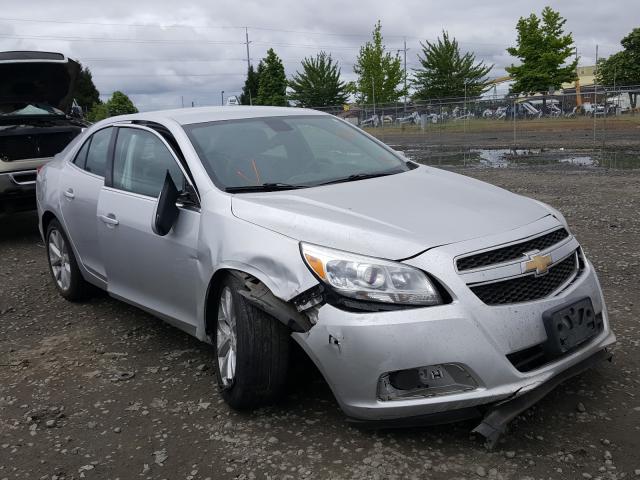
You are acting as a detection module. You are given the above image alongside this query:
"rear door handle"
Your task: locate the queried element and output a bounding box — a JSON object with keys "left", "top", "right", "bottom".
{"left": 99, "top": 214, "right": 119, "bottom": 226}
{"left": 63, "top": 188, "right": 75, "bottom": 199}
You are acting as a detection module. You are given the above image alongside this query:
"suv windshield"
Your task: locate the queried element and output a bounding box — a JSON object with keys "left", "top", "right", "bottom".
{"left": 0, "top": 102, "right": 65, "bottom": 116}
{"left": 184, "top": 115, "right": 410, "bottom": 191}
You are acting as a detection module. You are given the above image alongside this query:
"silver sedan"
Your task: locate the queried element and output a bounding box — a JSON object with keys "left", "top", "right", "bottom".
{"left": 36, "top": 106, "right": 615, "bottom": 442}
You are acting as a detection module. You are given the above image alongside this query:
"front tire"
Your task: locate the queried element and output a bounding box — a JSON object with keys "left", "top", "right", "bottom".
{"left": 46, "top": 219, "right": 89, "bottom": 301}
{"left": 214, "top": 274, "right": 289, "bottom": 409}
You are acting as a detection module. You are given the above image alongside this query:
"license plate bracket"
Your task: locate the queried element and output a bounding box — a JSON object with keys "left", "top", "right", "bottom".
{"left": 543, "top": 297, "right": 602, "bottom": 356}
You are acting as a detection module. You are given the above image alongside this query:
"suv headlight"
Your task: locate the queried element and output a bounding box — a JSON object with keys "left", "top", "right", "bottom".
{"left": 300, "top": 243, "right": 442, "bottom": 306}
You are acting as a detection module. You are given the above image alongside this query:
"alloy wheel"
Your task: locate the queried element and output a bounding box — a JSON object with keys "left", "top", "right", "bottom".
{"left": 217, "top": 286, "right": 237, "bottom": 387}
{"left": 48, "top": 229, "right": 71, "bottom": 291}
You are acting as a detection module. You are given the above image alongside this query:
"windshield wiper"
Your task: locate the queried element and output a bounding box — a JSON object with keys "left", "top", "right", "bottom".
{"left": 317, "top": 170, "right": 402, "bottom": 186}
{"left": 225, "top": 182, "right": 308, "bottom": 193}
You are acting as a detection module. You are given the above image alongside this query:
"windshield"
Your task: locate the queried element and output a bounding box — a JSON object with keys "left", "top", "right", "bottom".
{"left": 0, "top": 102, "right": 65, "bottom": 116}
{"left": 184, "top": 115, "right": 410, "bottom": 190}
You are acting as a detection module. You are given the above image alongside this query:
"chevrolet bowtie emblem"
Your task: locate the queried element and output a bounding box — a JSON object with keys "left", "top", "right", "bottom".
{"left": 523, "top": 253, "right": 552, "bottom": 275}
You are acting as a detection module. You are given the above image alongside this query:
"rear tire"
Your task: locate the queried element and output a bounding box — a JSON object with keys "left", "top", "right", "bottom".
{"left": 214, "top": 274, "right": 289, "bottom": 409}
{"left": 45, "top": 219, "right": 89, "bottom": 301}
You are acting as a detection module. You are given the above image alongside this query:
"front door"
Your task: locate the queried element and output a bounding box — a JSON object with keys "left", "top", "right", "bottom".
{"left": 96, "top": 126, "right": 200, "bottom": 328}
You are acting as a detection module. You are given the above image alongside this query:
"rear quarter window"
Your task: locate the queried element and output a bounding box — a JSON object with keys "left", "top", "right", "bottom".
{"left": 73, "top": 138, "right": 91, "bottom": 169}
{"left": 84, "top": 128, "right": 113, "bottom": 177}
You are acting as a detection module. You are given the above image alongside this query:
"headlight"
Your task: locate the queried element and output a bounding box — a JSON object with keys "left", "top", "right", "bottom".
{"left": 533, "top": 200, "right": 570, "bottom": 230}
{"left": 300, "top": 243, "right": 442, "bottom": 306}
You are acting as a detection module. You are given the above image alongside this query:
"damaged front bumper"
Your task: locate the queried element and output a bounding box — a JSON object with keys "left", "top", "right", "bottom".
{"left": 291, "top": 261, "right": 616, "bottom": 433}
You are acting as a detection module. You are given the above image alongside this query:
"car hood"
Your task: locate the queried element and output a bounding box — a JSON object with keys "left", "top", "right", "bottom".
{"left": 231, "top": 166, "right": 551, "bottom": 260}
{"left": 0, "top": 51, "right": 80, "bottom": 115}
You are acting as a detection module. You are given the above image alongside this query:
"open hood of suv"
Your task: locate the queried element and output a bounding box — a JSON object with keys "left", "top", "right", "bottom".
{"left": 0, "top": 51, "right": 80, "bottom": 115}
{"left": 231, "top": 166, "right": 552, "bottom": 260}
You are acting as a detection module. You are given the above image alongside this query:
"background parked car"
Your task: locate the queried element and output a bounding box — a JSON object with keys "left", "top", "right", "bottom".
{"left": 0, "top": 51, "right": 88, "bottom": 214}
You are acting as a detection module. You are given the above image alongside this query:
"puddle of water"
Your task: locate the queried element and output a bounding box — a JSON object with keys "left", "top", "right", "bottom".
{"left": 405, "top": 147, "right": 640, "bottom": 170}
{"left": 559, "top": 156, "right": 595, "bottom": 166}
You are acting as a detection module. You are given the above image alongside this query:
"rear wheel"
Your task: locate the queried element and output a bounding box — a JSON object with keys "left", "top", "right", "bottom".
{"left": 214, "top": 274, "right": 289, "bottom": 409}
{"left": 46, "top": 220, "right": 89, "bottom": 301}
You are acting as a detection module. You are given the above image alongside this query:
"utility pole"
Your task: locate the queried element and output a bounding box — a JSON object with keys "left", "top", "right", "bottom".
{"left": 245, "top": 27, "right": 251, "bottom": 71}
{"left": 574, "top": 47, "right": 582, "bottom": 108}
{"left": 371, "top": 75, "right": 376, "bottom": 116}
{"left": 245, "top": 27, "right": 253, "bottom": 106}
{"left": 221, "top": 90, "right": 224, "bottom": 106}
{"left": 397, "top": 38, "right": 409, "bottom": 113}
{"left": 464, "top": 81, "right": 468, "bottom": 134}
{"left": 593, "top": 44, "right": 598, "bottom": 148}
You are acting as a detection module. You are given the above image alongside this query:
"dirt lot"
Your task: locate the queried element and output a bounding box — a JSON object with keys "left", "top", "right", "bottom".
{"left": 1, "top": 167, "right": 639, "bottom": 480}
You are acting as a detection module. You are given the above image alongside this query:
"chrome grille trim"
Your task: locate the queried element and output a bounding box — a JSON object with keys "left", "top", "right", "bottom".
{"left": 456, "top": 227, "right": 570, "bottom": 272}
{"left": 468, "top": 250, "right": 581, "bottom": 305}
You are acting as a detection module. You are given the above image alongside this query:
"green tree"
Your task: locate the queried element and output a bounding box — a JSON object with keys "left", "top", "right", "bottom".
{"left": 597, "top": 28, "right": 640, "bottom": 109}
{"left": 86, "top": 103, "right": 110, "bottom": 123}
{"left": 106, "top": 91, "right": 138, "bottom": 116}
{"left": 72, "top": 64, "right": 101, "bottom": 113}
{"left": 255, "top": 49, "right": 287, "bottom": 106}
{"left": 413, "top": 31, "right": 493, "bottom": 100}
{"left": 506, "top": 6, "right": 577, "bottom": 95}
{"left": 353, "top": 21, "right": 406, "bottom": 104}
{"left": 239, "top": 64, "right": 260, "bottom": 105}
{"left": 87, "top": 91, "right": 138, "bottom": 122}
{"left": 288, "top": 52, "right": 349, "bottom": 107}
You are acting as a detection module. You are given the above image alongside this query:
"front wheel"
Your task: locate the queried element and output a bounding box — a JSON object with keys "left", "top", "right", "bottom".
{"left": 214, "top": 274, "right": 289, "bottom": 409}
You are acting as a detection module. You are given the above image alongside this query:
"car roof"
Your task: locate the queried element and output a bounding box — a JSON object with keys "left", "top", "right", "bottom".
{"left": 106, "top": 106, "right": 327, "bottom": 126}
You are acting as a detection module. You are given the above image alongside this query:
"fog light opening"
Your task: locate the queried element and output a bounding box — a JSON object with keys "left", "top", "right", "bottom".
{"left": 377, "top": 364, "right": 478, "bottom": 401}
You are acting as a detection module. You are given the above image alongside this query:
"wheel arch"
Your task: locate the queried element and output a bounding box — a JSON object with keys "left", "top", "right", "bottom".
{"left": 204, "top": 267, "right": 314, "bottom": 338}
{"left": 41, "top": 210, "right": 58, "bottom": 234}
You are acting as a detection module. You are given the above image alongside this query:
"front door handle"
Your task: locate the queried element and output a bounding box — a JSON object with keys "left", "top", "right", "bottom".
{"left": 99, "top": 214, "right": 119, "bottom": 226}
{"left": 63, "top": 188, "right": 75, "bottom": 199}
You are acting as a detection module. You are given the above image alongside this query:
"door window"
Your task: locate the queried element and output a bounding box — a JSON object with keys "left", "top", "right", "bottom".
{"left": 84, "top": 128, "right": 113, "bottom": 177}
{"left": 113, "top": 128, "right": 185, "bottom": 198}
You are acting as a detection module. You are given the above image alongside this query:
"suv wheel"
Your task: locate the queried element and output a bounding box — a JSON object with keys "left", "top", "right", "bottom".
{"left": 214, "top": 274, "right": 289, "bottom": 409}
{"left": 46, "top": 219, "right": 89, "bottom": 301}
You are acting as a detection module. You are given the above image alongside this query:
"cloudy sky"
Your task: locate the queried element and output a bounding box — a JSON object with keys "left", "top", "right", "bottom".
{"left": 1, "top": 0, "right": 634, "bottom": 111}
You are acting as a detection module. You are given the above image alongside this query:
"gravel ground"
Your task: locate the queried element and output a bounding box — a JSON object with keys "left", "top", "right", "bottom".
{"left": 1, "top": 166, "right": 639, "bottom": 480}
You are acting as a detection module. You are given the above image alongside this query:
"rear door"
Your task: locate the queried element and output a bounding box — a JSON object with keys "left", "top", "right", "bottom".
{"left": 59, "top": 127, "right": 114, "bottom": 282}
{"left": 96, "top": 125, "right": 201, "bottom": 328}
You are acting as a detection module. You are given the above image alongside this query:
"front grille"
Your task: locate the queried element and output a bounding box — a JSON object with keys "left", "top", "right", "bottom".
{"left": 457, "top": 228, "right": 569, "bottom": 271}
{"left": 507, "top": 313, "right": 603, "bottom": 372}
{"left": 506, "top": 344, "right": 546, "bottom": 372}
{"left": 470, "top": 251, "right": 578, "bottom": 305}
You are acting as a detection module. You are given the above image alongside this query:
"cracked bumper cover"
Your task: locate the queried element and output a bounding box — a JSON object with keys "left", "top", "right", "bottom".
{"left": 292, "top": 261, "right": 616, "bottom": 423}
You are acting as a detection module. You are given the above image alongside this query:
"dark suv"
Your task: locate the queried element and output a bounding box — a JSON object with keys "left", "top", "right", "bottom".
{"left": 0, "top": 51, "right": 87, "bottom": 213}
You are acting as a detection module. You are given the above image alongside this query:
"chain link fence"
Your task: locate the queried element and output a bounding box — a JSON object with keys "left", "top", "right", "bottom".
{"left": 314, "top": 85, "right": 640, "bottom": 169}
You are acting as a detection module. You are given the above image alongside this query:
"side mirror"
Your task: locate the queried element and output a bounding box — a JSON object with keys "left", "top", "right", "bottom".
{"left": 176, "top": 182, "right": 199, "bottom": 209}
{"left": 152, "top": 172, "right": 180, "bottom": 236}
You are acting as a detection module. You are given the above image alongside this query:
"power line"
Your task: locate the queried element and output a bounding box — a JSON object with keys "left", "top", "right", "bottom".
{"left": 0, "top": 16, "right": 245, "bottom": 30}
{"left": 83, "top": 57, "right": 249, "bottom": 62}
{"left": 0, "top": 16, "right": 623, "bottom": 51}
{"left": 0, "top": 33, "right": 245, "bottom": 45}
{"left": 0, "top": 32, "right": 378, "bottom": 51}
{"left": 98, "top": 73, "right": 245, "bottom": 77}
{"left": 0, "top": 15, "right": 412, "bottom": 39}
